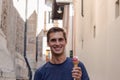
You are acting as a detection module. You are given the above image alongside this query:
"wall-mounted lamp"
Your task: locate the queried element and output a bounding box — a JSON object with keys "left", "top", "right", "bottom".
{"left": 57, "top": 7, "right": 63, "bottom": 14}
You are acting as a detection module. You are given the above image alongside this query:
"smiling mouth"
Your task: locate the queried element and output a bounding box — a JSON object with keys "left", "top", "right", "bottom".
{"left": 55, "top": 47, "right": 61, "bottom": 51}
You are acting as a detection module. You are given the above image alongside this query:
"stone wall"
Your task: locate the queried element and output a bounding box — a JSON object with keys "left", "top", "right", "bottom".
{"left": 0, "top": 29, "right": 15, "bottom": 80}
{"left": 0, "top": 0, "right": 16, "bottom": 80}
{"left": 0, "top": 0, "right": 28, "bottom": 80}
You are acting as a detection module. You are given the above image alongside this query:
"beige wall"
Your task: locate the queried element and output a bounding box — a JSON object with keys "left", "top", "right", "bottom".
{"left": 0, "top": 0, "right": 2, "bottom": 25}
{"left": 107, "top": 17, "right": 120, "bottom": 80}
{"left": 69, "top": 0, "right": 120, "bottom": 80}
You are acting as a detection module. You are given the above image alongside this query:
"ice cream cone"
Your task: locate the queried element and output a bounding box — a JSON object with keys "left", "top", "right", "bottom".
{"left": 72, "top": 56, "right": 79, "bottom": 67}
{"left": 72, "top": 56, "right": 79, "bottom": 80}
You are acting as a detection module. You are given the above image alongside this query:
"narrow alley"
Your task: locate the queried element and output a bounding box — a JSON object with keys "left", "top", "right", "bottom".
{"left": 0, "top": 0, "right": 120, "bottom": 80}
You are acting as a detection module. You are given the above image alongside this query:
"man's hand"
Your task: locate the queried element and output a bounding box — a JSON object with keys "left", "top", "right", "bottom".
{"left": 72, "top": 67, "right": 82, "bottom": 80}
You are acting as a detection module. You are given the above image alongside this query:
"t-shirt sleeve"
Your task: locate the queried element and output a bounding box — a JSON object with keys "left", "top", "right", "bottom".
{"left": 34, "top": 68, "right": 43, "bottom": 80}
{"left": 79, "top": 62, "right": 90, "bottom": 80}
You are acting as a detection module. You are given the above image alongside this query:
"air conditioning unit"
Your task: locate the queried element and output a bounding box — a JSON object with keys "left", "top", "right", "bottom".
{"left": 56, "top": 0, "right": 72, "bottom": 3}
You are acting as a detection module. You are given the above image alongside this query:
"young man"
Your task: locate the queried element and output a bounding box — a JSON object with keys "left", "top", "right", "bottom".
{"left": 34, "top": 27, "right": 89, "bottom": 80}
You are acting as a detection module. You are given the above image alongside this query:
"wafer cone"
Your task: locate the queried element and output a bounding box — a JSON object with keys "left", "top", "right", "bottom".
{"left": 72, "top": 56, "right": 79, "bottom": 80}
{"left": 72, "top": 56, "right": 79, "bottom": 67}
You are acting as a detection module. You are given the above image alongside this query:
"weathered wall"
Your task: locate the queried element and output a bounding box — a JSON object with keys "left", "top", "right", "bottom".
{"left": 0, "top": 0, "right": 28, "bottom": 80}
{"left": 69, "top": 0, "right": 120, "bottom": 80}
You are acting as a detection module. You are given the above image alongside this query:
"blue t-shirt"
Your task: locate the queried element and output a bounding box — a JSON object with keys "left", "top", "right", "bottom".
{"left": 34, "top": 57, "right": 89, "bottom": 80}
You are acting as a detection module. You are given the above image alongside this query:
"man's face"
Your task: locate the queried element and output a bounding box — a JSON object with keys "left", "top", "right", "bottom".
{"left": 47, "top": 32, "right": 67, "bottom": 55}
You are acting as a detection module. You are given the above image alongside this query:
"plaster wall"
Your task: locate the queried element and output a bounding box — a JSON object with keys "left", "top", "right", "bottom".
{"left": 72, "top": 0, "right": 120, "bottom": 80}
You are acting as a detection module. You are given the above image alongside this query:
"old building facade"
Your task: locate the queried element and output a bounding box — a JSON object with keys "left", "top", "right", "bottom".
{"left": 61, "top": 0, "right": 120, "bottom": 80}
{"left": 0, "top": 0, "right": 37, "bottom": 80}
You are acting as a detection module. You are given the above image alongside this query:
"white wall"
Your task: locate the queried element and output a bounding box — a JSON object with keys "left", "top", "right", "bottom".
{"left": 72, "top": 0, "right": 120, "bottom": 80}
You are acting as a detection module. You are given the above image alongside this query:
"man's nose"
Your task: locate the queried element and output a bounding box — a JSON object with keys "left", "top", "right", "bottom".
{"left": 56, "top": 40, "right": 60, "bottom": 45}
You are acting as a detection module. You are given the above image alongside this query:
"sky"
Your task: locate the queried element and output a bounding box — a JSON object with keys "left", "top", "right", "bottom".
{"left": 13, "top": 0, "right": 62, "bottom": 35}
{"left": 13, "top": 0, "right": 37, "bottom": 21}
{"left": 13, "top": 0, "right": 51, "bottom": 35}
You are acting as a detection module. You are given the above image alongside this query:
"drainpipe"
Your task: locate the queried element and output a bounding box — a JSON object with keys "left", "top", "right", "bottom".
{"left": 36, "top": 36, "right": 38, "bottom": 62}
{"left": 24, "top": 0, "right": 32, "bottom": 80}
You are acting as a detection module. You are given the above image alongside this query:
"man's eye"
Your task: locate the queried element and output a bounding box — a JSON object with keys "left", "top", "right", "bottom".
{"left": 51, "top": 39, "right": 56, "bottom": 42}
{"left": 59, "top": 38, "right": 64, "bottom": 41}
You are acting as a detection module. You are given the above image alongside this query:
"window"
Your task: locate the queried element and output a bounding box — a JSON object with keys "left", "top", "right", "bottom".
{"left": 81, "top": 0, "right": 84, "bottom": 17}
{"left": 115, "top": 0, "right": 120, "bottom": 18}
{"left": 45, "top": 11, "right": 53, "bottom": 24}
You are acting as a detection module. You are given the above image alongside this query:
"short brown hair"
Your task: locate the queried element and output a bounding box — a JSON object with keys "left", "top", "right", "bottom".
{"left": 47, "top": 27, "right": 67, "bottom": 42}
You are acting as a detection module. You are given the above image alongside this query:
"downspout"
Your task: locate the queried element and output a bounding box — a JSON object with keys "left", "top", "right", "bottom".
{"left": 24, "top": 0, "right": 32, "bottom": 80}
{"left": 36, "top": 36, "right": 38, "bottom": 62}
